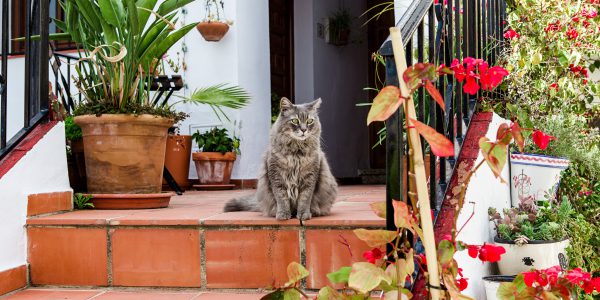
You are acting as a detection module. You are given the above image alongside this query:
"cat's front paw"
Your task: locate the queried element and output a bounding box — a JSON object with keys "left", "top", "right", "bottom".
{"left": 298, "top": 211, "right": 312, "bottom": 221}
{"left": 276, "top": 210, "right": 292, "bottom": 220}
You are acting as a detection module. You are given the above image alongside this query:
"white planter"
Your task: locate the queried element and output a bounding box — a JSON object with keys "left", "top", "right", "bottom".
{"left": 495, "top": 238, "right": 569, "bottom": 275}
{"left": 483, "top": 276, "right": 515, "bottom": 300}
{"left": 510, "top": 153, "right": 569, "bottom": 207}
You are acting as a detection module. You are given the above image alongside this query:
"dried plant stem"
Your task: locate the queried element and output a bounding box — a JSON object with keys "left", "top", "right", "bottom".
{"left": 389, "top": 27, "right": 441, "bottom": 300}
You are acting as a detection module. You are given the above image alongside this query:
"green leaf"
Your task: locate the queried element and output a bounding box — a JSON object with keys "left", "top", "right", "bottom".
{"left": 403, "top": 63, "right": 438, "bottom": 90}
{"left": 283, "top": 289, "right": 301, "bottom": 300}
{"left": 99, "top": 20, "right": 118, "bottom": 46}
{"left": 326, "top": 266, "right": 352, "bottom": 284}
{"left": 286, "top": 262, "right": 308, "bottom": 286}
{"left": 157, "top": 0, "right": 195, "bottom": 16}
{"left": 150, "top": 22, "right": 198, "bottom": 62}
{"left": 531, "top": 52, "right": 542, "bottom": 65}
{"left": 437, "top": 239, "right": 455, "bottom": 268}
{"left": 353, "top": 229, "right": 397, "bottom": 248}
{"left": 369, "top": 201, "right": 386, "bottom": 219}
{"left": 317, "top": 286, "right": 345, "bottom": 300}
{"left": 136, "top": 0, "right": 158, "bottom": 29}
{"left": 366, "top": 86, "right": 402, "bottom": 125}
{"left": 384, "top": 290, "right": 412, "bottom": 300}
{"left": 126, "top": 0, "right": 139, "bottom": 36}
{"left": 98, "top": 0, "right": 126, "bottom": 27}
{"left": 74, "top": 0, "right": 102, "bottom": 30}
{"left": 479, "top": 137, "right": 508, "bottom": 182}
{"left": 261, "top": 290, "right": 284, "bottom": 300}
{"left": 348, "top": 262, "right": 391, "bottom": 294}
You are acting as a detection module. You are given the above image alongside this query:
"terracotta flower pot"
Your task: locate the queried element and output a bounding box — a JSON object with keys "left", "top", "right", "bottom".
{"left": 74, "top": 114, "right": 173, "bottom": 194}
{"left": 196, "top": 22, "right": 230, "bottom": 41}
{"left": 192, "top": 152, "right": 236, "bottom": 184}
{"left": 163, "top": 134, "right": 192, "bottom": 189}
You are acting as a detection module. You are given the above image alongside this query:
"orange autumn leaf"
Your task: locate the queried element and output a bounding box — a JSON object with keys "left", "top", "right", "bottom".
{"left": 366, "top": 86, "right": 403, "bottom": 125}
{"left": 424, "top": 80, "right": 445, "bottom": 112}
{"left": 409, "top": 118, "right": 455, "bottom": 157}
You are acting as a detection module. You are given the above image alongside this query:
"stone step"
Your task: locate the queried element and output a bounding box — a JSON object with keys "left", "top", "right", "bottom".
{"left": 25, "top": 186, "right": 385, "bottom": 290}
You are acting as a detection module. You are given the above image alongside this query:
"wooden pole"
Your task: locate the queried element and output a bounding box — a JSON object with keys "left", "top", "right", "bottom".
{"left": 389, "top": 27, "right": 442, "bottom": 300}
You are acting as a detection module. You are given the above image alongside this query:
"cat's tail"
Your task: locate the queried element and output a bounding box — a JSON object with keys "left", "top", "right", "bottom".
{"left": 224, "top": 194, "right": 258, "bottom": 212}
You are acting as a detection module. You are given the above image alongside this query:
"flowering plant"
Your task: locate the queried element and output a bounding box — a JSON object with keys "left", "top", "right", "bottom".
{"left": 499, "top": 266, "right": 600, "bottom": 299}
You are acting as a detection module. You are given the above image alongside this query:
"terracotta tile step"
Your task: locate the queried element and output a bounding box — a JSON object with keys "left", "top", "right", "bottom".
{"left": 0, "top": 288, "right": 268, "bottom": 299}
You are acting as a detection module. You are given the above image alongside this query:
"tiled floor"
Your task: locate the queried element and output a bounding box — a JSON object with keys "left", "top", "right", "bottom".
{"left": 1, "top": 289, "right": 266, "bottom": 300}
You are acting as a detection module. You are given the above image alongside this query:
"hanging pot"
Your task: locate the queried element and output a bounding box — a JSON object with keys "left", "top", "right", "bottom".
{"left": 509, "top": 153, "right": 569, "bottom": 207}
{"left": 196, "top": 22, "right": 230, "bottom": 42}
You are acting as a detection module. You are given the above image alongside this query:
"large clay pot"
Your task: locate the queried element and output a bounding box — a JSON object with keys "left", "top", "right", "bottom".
{"left": 510, "top": 153, "right": 569, "bottom": 206}
{"left": 495, "top": 237, "right": 569, "bottom": 275}
{"left": 196, "top": 22, "right": 229, "bottom": 41}
{"left": 192, "top": 152, "right": 236, "bottom": 184}
{"left": 74, "top": 114, "right": 173, "bottom": 194}
{"left": 163, "top": 134, "right": 192, "bottom": 189}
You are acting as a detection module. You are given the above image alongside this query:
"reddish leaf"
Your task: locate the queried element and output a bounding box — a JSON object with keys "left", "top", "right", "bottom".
{"left": 510, "top": 122, "right": 525, "bottom": 152}
{"left": 425, "top": 80, "right": 445, "bottom": 112}
{"left": 369, "top": 201, "right": 386, "bottom": 219}
{"left": 479, "top": 137, "right": 508, "bottom": 182}
{"left": 403, "top": 63, "right": 438, "bottom": 90}
{"left": 286, "top": 262, "right": 309, "bottom": 286}
{"left": 392, "top": 200, "right": 412, "bottom": 230}
{"left": 409, "top": 118, "right": 455, "bottom": 157}
{"left": 496, "top": 123, "right": 513, "bottom": 146}
{"left": 353, "top": 229, "right": 397, "bottom": 248}
{"left": 367, "top": 86, "right": 403, "bottom": 125}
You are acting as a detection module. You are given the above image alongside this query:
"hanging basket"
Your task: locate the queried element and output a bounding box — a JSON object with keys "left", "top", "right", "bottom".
{"left": 196, "top": 22, "right": 230, "bottom": 42}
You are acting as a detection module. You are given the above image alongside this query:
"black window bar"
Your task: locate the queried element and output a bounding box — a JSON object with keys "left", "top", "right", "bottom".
{"left": 379, "top": 0, "right": 506, "bottom": 258}
{"left": 0, "top": 0, "right": 50, "bottom": 160}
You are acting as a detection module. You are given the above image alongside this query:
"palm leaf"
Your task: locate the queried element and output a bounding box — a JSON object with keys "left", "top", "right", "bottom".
{"left": 185, "top": 84, "right": 251, "bottom": 110}
{"left": 136, "top": 0, "right": 158, "bottom": 29}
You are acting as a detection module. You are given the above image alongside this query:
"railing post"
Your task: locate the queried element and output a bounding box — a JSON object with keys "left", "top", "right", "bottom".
{"left": 1, "top": 0, "right": 8, "bottom": 149}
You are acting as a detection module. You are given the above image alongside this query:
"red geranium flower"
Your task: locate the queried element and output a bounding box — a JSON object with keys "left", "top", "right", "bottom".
{"left": 503, "top": 29, "right": 520, "bottom": 39}
{"left": 362, "top": 248, "right": 383, "bottom": 264}
{"left": 532, "top": 130, "right": 556, "bottom": 150}
{"left": 478, "top": 244, "right": 506, "bottom": 263}
{"left": 566, "top": 28, "right": 579, "bottom": 39}
{"left": 582, "top": 8, "right": 598, "bottom": 18}
{"left": 479, "top": 63, "right": 509, "bottom": 91}
{"left": 545, "top": 21, "right": 561, "bottom": 32}
{"left": 549, "top": 83, "right": 558, "bottom": 91}
{"left": 467, "top": 245, "right": 480, "bottom": 258}
{"left": 456, "top": 277, "right": 468, "bottom": 291}
{"left": 565, "top": 268, "right": 591, "bottom": 285}
{"left": 523, "top": 271, "right": 539, "bottom": 287}
{"left": 463, "top": 77, "right": 480, "bottom": 95}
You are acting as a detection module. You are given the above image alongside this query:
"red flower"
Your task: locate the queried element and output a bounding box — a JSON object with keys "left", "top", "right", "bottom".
{"left": 584, "top": 79, "right": 588, "bottom": 85}
{"left": 566, "top": 28, "right": 579, "bottom": 39}
{"left": 467, "top": 245, "right": 480, "bottom": 258}
{"left": 478, "top": 244, "right": 506, "bottom": 263}
{"left": 572, "top": 16, "right": 580, "bottom": 22}
{"left": 549, "top": 83, "right": 558, "bottom": 91}
{"left": 456, "top": 277, "right": 468, "bottom": 291}
{"left": 479, "top": 63, "right": 509, "bottom": 91}
{"left": 418, "top": 253, "right": 427, "bottom": 266}
{"left": 463, "top": 77, "right": 480, "bottom": 95}
{"left": 532, "top": 130, "right": 556, "bottom": 150}
{"left": 564, "top": 268, "right": 591, "bottom": 285}
{"left": 363, "top": 248, "right": 383, "bottom": 264}
{"left": 545, "top": 21, "right": 561, "bottom": 32}
{"left": 583, "top": 20, "right": 591, "bottom": 28}
{"left": 503, "top": 29, "right": 520, "bottom": 39}
{"left": 582, "top": 8, "right": 598, "bottom": 18}
{"left": 523, "top": 271, "right": 539, "bottom": 287}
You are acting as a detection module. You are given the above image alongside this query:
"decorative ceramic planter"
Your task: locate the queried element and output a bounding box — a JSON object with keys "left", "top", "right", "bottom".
{"left": 163, "top": 134, "right": 192, "bottom": 190}
{"left": 192, "top": 152, "right": 236, "bottom": 185}
{"left": 509, "top": 153, "right": 569, "bottom": 206}
{"left": 196, "top": 22, "right": 230, "bottom": 41}
{"left": 495, "top": 237, "right": 569, "bottom": 275}
{"left": 74, "top": 114, "right": 173, "bottom": 194}
{"left": 483, "top": 276, "right": 515, "bottom": 300}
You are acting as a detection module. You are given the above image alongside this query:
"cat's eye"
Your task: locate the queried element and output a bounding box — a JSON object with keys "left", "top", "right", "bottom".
{"left": 307, "top": 118, "right": 314, "bottom": 125}
{"left": 291, "top": 118, "right": 300, "bottom": 125}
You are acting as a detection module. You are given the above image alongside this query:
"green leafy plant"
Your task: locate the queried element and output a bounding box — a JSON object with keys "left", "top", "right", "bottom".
{"left": 64, "top": 116, "right": 82, "bottom": 141}
{"left": 327, "top": 8, "right": 352, "bottom": 45}
{"left": 192, "top": 127, "right": 239, "bottom": 154}
{"left": 73, "top": 193, "right": 94, "bottom": 210}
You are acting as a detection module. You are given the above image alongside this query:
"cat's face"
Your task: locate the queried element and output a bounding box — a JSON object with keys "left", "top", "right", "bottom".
{"left": 277, "top": 97, "right": 321, "bottom": 141}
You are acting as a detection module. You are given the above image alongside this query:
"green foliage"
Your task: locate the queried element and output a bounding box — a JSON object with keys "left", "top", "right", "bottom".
{"left": 192, "top": 127, "right": 239, "bottom": 153}
{"left": 73, "top": 193, "right": 94, "bottom": 210}
{"left": 64, "top": 116, "right": 82, "bottom": 141}
{"left": 179, "top": 84, "right": 251, "bottom": 121}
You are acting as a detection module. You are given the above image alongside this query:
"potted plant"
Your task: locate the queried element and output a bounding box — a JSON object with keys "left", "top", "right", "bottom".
{"left": 191, "top": 127, "right": 239, "bottom": 189}
{"left": 43, "top": 0, "right": 249, "bottom": 208}
{"left": 196, "top": 0, "right": 232, "bottom": 42}
{"left": 326, "top": 8, "right": 352, "bottom": 46}
{"left": 489, "top": 197, "right": 573, "bottom": 276}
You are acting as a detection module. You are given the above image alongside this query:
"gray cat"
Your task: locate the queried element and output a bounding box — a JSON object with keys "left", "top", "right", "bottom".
{"left": 224, "top": 97, "right": 338, "bottom": 221}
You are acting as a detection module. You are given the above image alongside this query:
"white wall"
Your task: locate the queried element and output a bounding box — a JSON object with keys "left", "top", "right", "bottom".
{"left": 294, "top": 0, "right": 370, "bottom": 178}
{"left": 0, "top": 122, "right": 71, "bottom": 271}
{"left": 167, "top": 0, "right": 271, "bottom": 180}
{"left": 455, "top": 113, "right": 512, "bottom": 299}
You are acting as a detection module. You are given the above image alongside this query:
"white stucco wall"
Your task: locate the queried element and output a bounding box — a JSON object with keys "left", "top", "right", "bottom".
{"left": 0, "top": 122, "right": 71, "bottom": 271}
{"left": 167, "top": 0, "right": 271, "bottom": 180}
{"left": 455, "top": 113, "right": 512, "bottom": 299}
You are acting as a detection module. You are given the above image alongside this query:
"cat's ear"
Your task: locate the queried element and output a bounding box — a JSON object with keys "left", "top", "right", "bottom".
{"left": 309, "top": 98, "right": 322, "bottom": 110}
{"left": 280, "top": 97, "right": 293, "bottom": 111}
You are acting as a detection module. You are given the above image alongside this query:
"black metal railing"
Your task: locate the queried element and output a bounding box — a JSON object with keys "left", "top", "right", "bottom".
{"left": 380, "top": 0, "right": 505, "bottom": 232}
{"left": 0, "top": 0, "right": 50, "bottom": 160}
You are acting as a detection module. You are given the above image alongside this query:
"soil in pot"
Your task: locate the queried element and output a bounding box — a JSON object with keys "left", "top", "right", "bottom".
{"left": 495, "top": 237, "right": 569, "bottom": 275}
{"left": 75, "top": 114, "right": 173, "bottom": 194}
{"left": 163, "top": 135, "right": 192, "bottom": 190}
{"left": 192, "top": 152, "right": 236, "bottom": 185}
{"left": 483, "top": 275, "right": 515, "bottom": 300}
{"left": 196, "top": 22, "right": 229, "bottom": 41}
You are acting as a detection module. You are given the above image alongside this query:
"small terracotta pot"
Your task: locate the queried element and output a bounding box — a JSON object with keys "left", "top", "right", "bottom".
{"left": 192, "top": 152, "right": 236, "bottom": 184}
{"left": 74, "top": 114, "right": 173, "bottom": 194}
{"left": 163, "top": 135, "right": 192, "bottom": 189}
{"left": 196, "top": 22, "right": 230, "bottom": 41}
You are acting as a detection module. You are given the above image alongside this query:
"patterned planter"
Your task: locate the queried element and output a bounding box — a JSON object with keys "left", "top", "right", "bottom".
{"left": 495, "top": 237, "right": 569, "bottom": 276}
{"left": 509, "top": 153, "right": 569, "bottom": 207}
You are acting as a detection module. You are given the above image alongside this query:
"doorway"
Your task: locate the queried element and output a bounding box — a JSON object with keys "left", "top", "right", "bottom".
{"left": 269, "top": 0, "right": 295, "bottom": 114}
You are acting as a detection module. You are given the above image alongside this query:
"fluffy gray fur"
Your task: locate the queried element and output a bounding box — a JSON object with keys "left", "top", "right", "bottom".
{"left": 224, "top": 97, "right": 338, "bottom": 220}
